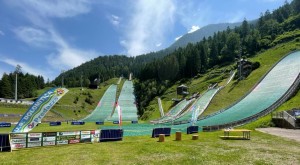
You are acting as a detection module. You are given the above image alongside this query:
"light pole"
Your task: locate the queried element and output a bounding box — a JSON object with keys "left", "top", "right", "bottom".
{"left": 61, "top": 70, "right": 65, "bottom": 87}
{"left": 15, "top": 65, "right": 21, "bottom": 101}
{"left": 80, "top": 73, "right": 83, "bottom": 90}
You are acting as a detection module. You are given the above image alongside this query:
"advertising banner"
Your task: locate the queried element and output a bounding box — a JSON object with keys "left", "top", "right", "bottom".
{"left": 50, "top": 122, "right": 61, "bottom": 126}
{"left": 43, "top": 132, "right": 56, "bottom": 137}
{"left": 57, "top": 140, "right": 68, "bottom": 145}
{"left": 11, "top": 133, "right": 27, "bottom": 138}
{"left": 43, "top": 137, "right": 56, "bottom": 142}
{"left": 12, "top": 87, "right": 69, "bottom": 133}
{"left": 11, "top": 138, "right": 26, "bottom": 144}
{"left": 27, "top": 142, "right": 42, "bottom": 148}
{"left": 71, "top": 121, "right": 85, "bottom": 125}
{"left": 58, "top": 131, "right": 80, "bottom": 136}
{"left": 0, "top": 122, "right": 11, "bottom": 127}
{"left": 11, "top": 143, "right": 26, "bottom": 149}
{"left": 43, "top": 141, "right": 55, "bottom": 146}
{"left": 28, "top": 137, "right": 41, "bottom": 142}
{"left": 81, "top": 131, "right": 91, "bottom": 135}
{"left": 69, "top": 139, "right": 80, "bottom": 144}
{"left": 28, "top": 133, "right": 42, "bottom": 138}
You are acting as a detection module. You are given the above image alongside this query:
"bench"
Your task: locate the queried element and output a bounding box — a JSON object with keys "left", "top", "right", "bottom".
{"left": 220, "top": 129, "right": 251, "bottom": 140}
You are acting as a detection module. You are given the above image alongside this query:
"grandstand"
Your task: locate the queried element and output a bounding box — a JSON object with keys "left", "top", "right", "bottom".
{"left": 108, "top": 80, "right": 138, "bottom": 122}
{"left": 82, "top": 85, "right": 117, "bottom": 122}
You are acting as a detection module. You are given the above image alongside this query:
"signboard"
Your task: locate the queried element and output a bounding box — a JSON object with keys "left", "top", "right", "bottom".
{"left": 71, "top": 121, "right": 85, "bottom": 125}
{"left": 81, "top": 131, "right": 91, "bottom": 135}
{"left": 58, "top": 131, "right": 80, "bottom": 136}
{"left": 43, "top": 137, "right": 56, "bottom": 141}
{"left": 43, "top": 141, "right": 55, "bottom": 146}
{"left": 12, "top": 87, "right": 69, "bottom": 133}
{"left": 27, "top": 142, "right": 41, "bottom": 148}
{"left": 96, "top": 121, "right": 104, "bottom": 125}
{"left": 50, "top": 122, "right": 61, "bottom": 126}
{"left": 11, "top": 133, "right": 26, "bottom": 138}
{"left": 28, "top": 133, "right": 42, "bottom": 138}
{"left": 10, "top": 133, "right": 27, "bottom": 149}
{"left": 0, "top": 122, "right": 11, "bottom": 127}
{"left": 10, "top": 130, "right": 98, "bottom": 149}
{"left": 11, "top": 143, "right": 26, "bottom": 149}
{"left": 57, "top": 140, "right": 68, "bottom": 145}
{"left": 43, "top": 132, "right": 56, "bottom": 137}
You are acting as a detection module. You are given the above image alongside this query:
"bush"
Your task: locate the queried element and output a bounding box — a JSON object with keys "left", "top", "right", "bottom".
{"left": 252, "top": 61, "right": 260, "bottom": 70}
{"left": 85, "top": 97, "right": 94, "bottom": 105}
{"left": 73, "top": 96, "right": 79, "bottom": 104}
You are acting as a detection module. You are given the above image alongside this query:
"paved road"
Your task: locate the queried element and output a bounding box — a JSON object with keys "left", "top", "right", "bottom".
{"left": 256, "top": 127, "right": 300, "bottom": 142}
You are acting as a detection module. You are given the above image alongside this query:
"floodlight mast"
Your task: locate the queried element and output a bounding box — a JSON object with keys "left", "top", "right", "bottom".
{"left": 15, "top": 65, "right": 21, "bottom": 101}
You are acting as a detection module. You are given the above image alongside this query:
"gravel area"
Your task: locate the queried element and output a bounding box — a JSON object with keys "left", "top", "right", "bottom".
{"left": 256, "top": 127, "right": 300, "bottom": 142}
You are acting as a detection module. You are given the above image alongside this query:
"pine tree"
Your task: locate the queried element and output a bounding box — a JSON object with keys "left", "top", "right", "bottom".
{"left": 0, "top": 73, "right": 12, "bottom": 98}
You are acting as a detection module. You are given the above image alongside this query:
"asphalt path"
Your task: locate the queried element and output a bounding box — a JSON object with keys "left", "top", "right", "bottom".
{"left": 256, "top": 127, "right": 300, "bottom": 142}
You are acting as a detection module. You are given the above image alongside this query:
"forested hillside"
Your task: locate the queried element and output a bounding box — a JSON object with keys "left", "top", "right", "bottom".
{"left": 134, "top": 0, "right": 300, "bottom": 116}
{"left": 169, "top": 22, "right": 243, "bottom": 51}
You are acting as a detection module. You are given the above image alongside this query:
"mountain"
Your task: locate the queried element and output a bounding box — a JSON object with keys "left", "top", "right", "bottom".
{"left": 169, "top": 22, "right": 242, "bottom": 50}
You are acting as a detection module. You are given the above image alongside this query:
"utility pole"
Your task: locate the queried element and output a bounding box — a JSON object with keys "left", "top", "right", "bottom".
{"left": 61, "top": 70, "right": 65, "bottom": 87}
{"left": 15, "top": 65, "right": 21, "bottom": 101}
{"left": 80, "top": 73, "right": 83, "bottom": 90}
{"left": 238, "top": 46, "right": 243, "bottom": 80}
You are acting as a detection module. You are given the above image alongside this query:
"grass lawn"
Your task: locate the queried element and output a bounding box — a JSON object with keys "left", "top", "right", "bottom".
{"left": 0, "top": 130, "right": 299, "bottom": 164}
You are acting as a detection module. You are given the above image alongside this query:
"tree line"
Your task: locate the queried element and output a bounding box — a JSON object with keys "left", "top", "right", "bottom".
{"left": 0, "top": 71, "right": 45, "bottom": 99}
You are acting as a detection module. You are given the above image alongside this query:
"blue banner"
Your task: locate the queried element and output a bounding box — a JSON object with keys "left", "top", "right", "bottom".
{"left": 12, "top": 87, "right": 68, "bottom": 133}
{"left": 0, "top": 122, "right": 11, "bottom": 127}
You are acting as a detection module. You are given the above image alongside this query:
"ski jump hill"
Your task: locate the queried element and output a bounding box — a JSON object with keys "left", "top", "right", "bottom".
{"left": 102, "top": 50, "right": 300, "bottom": 136}
{"left": 82, "top": 80, "right": 138, "bottom": 122}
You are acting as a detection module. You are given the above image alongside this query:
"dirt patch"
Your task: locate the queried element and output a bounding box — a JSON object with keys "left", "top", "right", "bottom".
{"left": 256, "top": 127, "right": 300, "bottom": 142}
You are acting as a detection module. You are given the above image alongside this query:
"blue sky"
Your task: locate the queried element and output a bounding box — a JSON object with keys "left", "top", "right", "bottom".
{"left": 0, "top": 0, "right": 289, "bottom": 80}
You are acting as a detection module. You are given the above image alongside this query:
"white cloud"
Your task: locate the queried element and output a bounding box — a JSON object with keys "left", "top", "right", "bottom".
{"left": 0, "top": 58, "right": 52, "bottom": 79}
{"left": 156, "top": 43, "right": 162, "bottom": 47}
{"left": 16, "top": 0, "right": 91, "bottom": 18}
{"left": 109, "top": 15, "right": 120, "bottom": 26}
{"left": 188, "top": 25, "right": 200, "bottom": 33}
{"left": 226, "top": 11, "right": 245, "bottom": 23}
{"left": 176, "top": 1, "right": 212, "bottom": 29}
{"left": 175, "top": 35, "right": 182, "bottom": 41}
{"left": 9, "top": 0, "right": 99, "bottom": 79}
{"left": 50, "top": 29, "right": 98, "bottom": 69}
{"left": 47, "top": 47, "right": 98, "bottom": 70}
{"left": 122, "top": 0, "right": 176, "bottom": 56}
{"left": 0, "top": 30, "right": 4, "bottom": 36}
{"left": 14, "top": 27, "right": 53, "bottom": 47}
{"left": 14, "top": 26, "right": 98, "bottom": 70}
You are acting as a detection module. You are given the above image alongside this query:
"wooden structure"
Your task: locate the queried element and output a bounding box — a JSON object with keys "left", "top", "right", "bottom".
{"left": 220, "top": 129, "right": 251, "bottom": 140}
